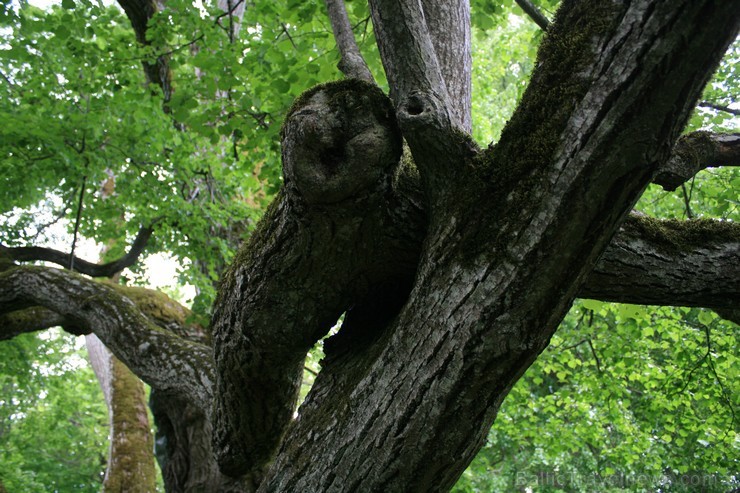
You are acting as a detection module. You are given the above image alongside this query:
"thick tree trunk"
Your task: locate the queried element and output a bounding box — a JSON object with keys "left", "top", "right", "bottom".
{"left": 252, "top": 0, "right": 739, "bottom": 490}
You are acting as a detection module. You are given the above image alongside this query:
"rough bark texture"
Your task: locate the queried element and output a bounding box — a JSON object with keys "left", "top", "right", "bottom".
{"left": 1, "top": 0, "right": 739, "bottom": 491}
{"left": 653, "top": 131, "right": 740, "bottom": 191}
{"left": 0, "top": 268, "right": 214, "bottom": 409}
{"left": 210, "top": 81, "right": 419, "bottom": 476}
{"left": 420, "top": 0, "right": 472, "bottom": 130}
{"left": 253, "top": 0, "right": 739, "bottom": 490}
{"left": 581, "top": 215, "right": 740, "bottom": 309}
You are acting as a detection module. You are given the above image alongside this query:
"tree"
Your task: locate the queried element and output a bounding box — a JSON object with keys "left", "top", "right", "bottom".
{"left": 1, "top": 0, "right": 739, "bottom": 491}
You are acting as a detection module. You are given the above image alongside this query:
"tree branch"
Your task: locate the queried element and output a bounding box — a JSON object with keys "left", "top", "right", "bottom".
{"left": 262, "top": 2, "right": 740, "bottom": 484}
{"left": 324, "top": 0, "right": 375, "bottom": 83}
{"left": 514, "top": 0, "right": 550, "bottom": 31}
{"left": 0, "top": 307, "right": 84, "bottom": 341}
{"left": 581, "top": 215, "right": 740, "bottom": 311}
{"left": 1, "top": 225, "right": 155, "bottom": 278}
{"left": 0, "top": 265, "right": 214, "bottom": 410}
{"left": 654, "top": 131, "right": 740, "bottom": 191}
{"left": 698, "top": 101, "right": 740, "bottom": 115}
{"left": 210, "top": 81, "right": 416, "bottom": 477}
{"left": 419, "top": 0, "right": 472, "bottom": 131}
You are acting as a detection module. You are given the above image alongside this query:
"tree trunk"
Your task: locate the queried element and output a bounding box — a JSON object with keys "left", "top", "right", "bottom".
{"left": 87, "top": 335, "right": 157, "bottom": 493}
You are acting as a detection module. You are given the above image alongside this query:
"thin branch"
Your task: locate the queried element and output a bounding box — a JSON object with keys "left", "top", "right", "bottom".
{"left": 514, "top": 0, "right": 550, "bottom": 31}
{"left": 698, "top": 101, "right": 740, "bottom": 115}
{"left": 69, "top": 174, "right": 87, "bottom": 271}
{"left": 1, "top": 223, "right": 158, "bottom": 278}
{"left": 280, "top": 23, "right": 299, "bottom": 50}
{"left": 586, "top": 339, "right": 602, "bottom": 373}
{"left": 680, "top": 183, "right": 694, "bottom": 219}
{"left": 701, "top": 323, "right": 736, "bottom": 432}
{"left": 324, "top": 0, "right": 375, "bottom": 83}
{"left": 214, "top": 0, "right": 245, "bottom": 31}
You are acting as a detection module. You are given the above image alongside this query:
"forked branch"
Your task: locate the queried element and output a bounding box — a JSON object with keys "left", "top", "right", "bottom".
{"left": 324, "top": 0, "right": 375, "bottom": 83}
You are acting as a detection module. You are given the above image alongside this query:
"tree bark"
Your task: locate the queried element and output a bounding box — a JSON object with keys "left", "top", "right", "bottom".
{"left": 255, "top": 0, "right": 739, "bottom": 490}
{"left": 324, "top": 0, "right": 375, "bottom": 82}
{"left": 653, "top": 131, "right": 740, "bottom": 191}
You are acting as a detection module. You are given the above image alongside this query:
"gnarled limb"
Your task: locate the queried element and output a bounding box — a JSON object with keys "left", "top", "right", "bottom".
{"left": 654, "top": 131, "right": 740, "bottom": 191}
{"left": 210, "top": 80, "right": 423, "bottom": 476}
{"left": 0, "top": 225, "right": 154, "bottom": 278}
{"left": 0, "top": 265, "right": 214, "bottom": 409}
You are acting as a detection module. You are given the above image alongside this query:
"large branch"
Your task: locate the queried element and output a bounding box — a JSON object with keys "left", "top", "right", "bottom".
{"left": 0, "top": 307, "right": 82, "bottom": 341}
{"left": 368, "top": 0, "right": 476, "bottom": 199}
{"left": 653, "top": 131, "right": 740, "bottom": 191}
{"left": 117, "top": 0, "right": 173, "bottom": 101}
{"left": 0, "top": 225, "right": 153, "bottom": 278}
{"left": 209, "top": 80, "right": 420, "bottom": 477}
{"left": 0, "top": 265, "right": 214, "bottom": 410}
{"left": 419, "top": 0, "right": 472, "bottom": 131}
{"left": 582, "top": 215, "right": 740, "bottom": 310}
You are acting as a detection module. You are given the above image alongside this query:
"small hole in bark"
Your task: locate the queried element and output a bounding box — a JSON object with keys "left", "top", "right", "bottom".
{"left": 319, "top": 144, "right": 345, "bottom": 174}
{"left": 406, "top": 101, "right": 424, "bottom": 115}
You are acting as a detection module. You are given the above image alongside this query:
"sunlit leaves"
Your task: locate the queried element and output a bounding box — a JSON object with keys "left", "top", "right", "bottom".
{"left": 455, "top": 303, "right": 738, "bottom": 492}
{"left": 0, "top": 330, "right": 107, "bottom": 492}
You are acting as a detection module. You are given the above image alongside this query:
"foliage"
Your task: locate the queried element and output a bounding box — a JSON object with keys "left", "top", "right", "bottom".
{"left": 454, "top": 302, "right": 739, "bottom": 493}
{"left": 0, "top": 330, "right": 108, "bottom": 492}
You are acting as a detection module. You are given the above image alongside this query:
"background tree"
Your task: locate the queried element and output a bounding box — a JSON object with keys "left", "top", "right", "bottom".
{"left": 0, "top": 0, "right": 738, "bottom": 491}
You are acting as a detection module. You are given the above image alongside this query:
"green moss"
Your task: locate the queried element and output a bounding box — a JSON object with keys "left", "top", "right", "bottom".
{"left": 104, "top": 281, "right": 189, "bottom": 327}
{"left": 673, "top": 130, "right": 716, "bottom": 165}
{"left": 630, "top": 215, "right": 740, "bottom": 252}
{"left": 477, "top": 1, "right": 623, "bottom": 190}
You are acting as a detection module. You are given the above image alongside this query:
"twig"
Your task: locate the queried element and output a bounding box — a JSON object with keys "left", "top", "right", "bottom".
{"left": 698, "top": 101, "right": 740, "bottom": 116}
{"left": 69, "top": 174, "right": 88, "bottom": 271}
{"left": 281, "top": 23, "right": 298, "bottom": 50}
{"left": 680, "top": 182, "right": 694, "bottom": 219}
{"left": 586, "top": 338, "right": 602, "bottom": 373}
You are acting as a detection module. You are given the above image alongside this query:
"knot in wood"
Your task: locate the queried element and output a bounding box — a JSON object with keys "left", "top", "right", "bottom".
{"left": 281, "top": 80, "right": 402, "bottom": 204}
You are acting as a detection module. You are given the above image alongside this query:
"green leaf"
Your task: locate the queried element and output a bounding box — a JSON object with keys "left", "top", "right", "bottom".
{"left": 62, "top": 0, "right": 75, "bottom": 9}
